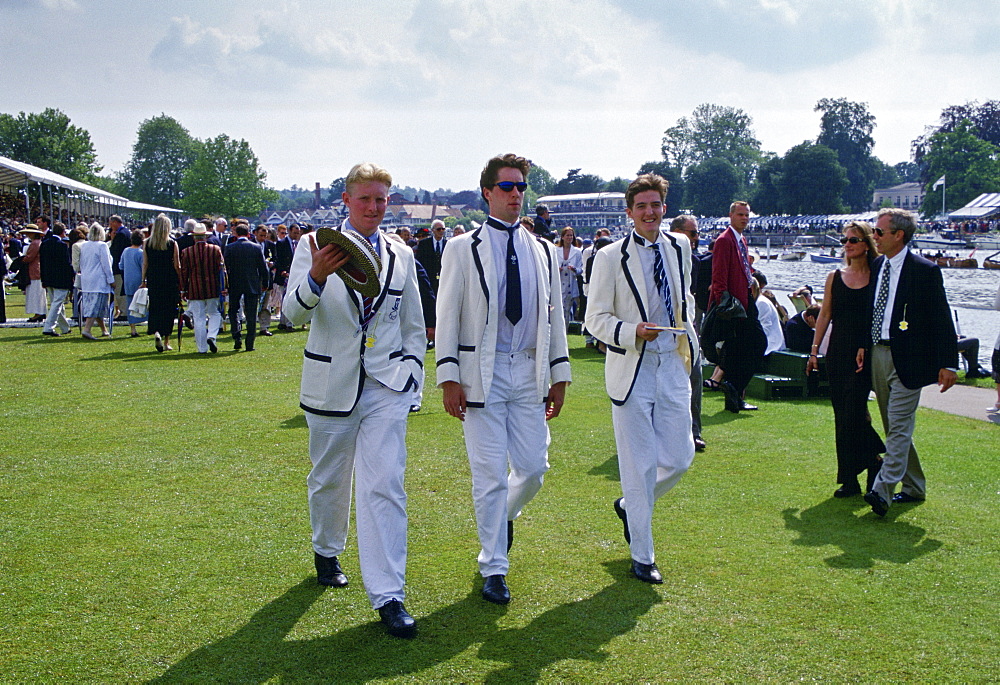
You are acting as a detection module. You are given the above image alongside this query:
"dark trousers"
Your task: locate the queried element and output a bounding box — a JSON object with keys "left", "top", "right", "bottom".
{"left": 719, "top": 299, "right": 766, "bottom": 396}
{"left": 229, "top": 291, "right": 259, "bottom": 346}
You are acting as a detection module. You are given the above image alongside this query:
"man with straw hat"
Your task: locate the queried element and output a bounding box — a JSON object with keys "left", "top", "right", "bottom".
{"left": 283, "top": 162, "right": 425, "bottom": 639}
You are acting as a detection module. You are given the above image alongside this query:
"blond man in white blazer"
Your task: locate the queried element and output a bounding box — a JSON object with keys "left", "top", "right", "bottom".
{"left": 436, "top": 153, "right": 571, "bottom": 605}
{"left": 585, "top": 174, "right": 699, "bottom": 585}
{"left": 283, "top": 163, "right": 424, "bottom": 638}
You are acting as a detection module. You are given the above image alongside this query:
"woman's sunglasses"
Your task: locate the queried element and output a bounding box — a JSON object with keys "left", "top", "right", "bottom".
{"left": 840, "top": 236, "right": 865, "bottom": 245}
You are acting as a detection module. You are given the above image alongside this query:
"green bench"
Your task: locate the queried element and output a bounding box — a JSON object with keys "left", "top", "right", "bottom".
{"left": 702, "top": 350, "right": 830, "bottom": 401}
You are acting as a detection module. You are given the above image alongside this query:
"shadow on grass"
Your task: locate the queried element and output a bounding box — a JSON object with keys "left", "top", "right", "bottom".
{"left": 782, "top": 498, "right": 943, "bottom": 568}
{"left": 280, "top": 415, "right": 307, "bottom": 430}
{"left": 587, "top": 453, "right": 620, "bottom": 481}
{"left": 151, "top": 562, "right": 658, "bottom": 683}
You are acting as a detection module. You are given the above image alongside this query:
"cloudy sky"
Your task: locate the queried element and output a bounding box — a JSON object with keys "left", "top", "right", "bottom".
{"left": 3, "top": 0, "right": 998, "bottom": 193}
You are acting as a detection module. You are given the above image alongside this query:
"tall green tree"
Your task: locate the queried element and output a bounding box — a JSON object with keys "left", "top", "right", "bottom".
{"left": 0, "top": 107, "right": 101, "bottom": 182}
{"left": 750, "top": 154, "right": 783, "bottom": 216}
{"left": 893, "top": 161, "right": 920, "bottom": 183}
{"left": 912, "top": 100, "right": 1000, "bottom": 171}
{"left": 815, "top": 98, "right": 879, "bottom": 212}
{"left": 180, "top": 134, "right": 278, "bottom": 217}
{"left": 119, "top": 114, "right": 199, "bottom": 207}
{"left": 661, "top": 104, "right": 763, "bottom": 193}
{"left": 777, "top": 142, "right": 847, "bottom": 215}
{"left": 527, "top": 165, "right": 555, "bottom": 197}
{"left": 554, "top": 168, "right": 605, "bottom": 194}
{"left": 684, "top": 157, "right": 741, "bottom": 217}
{"left": 920, "top": 119, "right": 1000, "bottom": 215}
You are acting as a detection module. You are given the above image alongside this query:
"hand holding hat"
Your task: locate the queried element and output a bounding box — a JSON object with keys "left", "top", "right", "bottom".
{"left": 312, "top": 227, "right": 382, "bottom": 298}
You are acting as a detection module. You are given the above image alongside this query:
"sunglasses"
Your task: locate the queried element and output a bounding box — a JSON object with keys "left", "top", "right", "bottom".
{"left": 493, "top": 181, "right": 528, "bottom": 192}
{"left": 873, "top": 227, "right": 894, "bottom": 237}
{"left": 840, "top": 236, "right": 865, "bottom": 244}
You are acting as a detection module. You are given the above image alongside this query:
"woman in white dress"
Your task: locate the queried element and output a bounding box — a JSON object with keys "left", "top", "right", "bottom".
{"left": 78, "top": 222, "right": 114, "bottom": 339}
{"left": 557, "top": 226, "right": 583, "bottom": 328}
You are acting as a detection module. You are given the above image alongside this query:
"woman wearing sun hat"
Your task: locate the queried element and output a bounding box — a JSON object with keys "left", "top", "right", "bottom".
{"left": 19, "top": 224, "right": 47, "bottom": 322}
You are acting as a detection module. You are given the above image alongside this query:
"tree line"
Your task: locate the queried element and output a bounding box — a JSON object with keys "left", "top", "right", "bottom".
{"left": 2, "top": 101, "right": 999, "bottom": 220}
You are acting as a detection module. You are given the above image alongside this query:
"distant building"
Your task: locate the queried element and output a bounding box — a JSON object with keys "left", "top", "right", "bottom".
{"left": 536, "top": 192, "right": 628, "bottom": 235}
{"left": 872, "top": 182, "right": 924, "bottom": 212}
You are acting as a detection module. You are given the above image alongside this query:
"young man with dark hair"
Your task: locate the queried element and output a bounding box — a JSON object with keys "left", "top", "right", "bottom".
{"left": 436, "top": 153, "right": 571, "bottom": 605}
{"left": 586, "top": 173, "right": 698, "bottom": 584}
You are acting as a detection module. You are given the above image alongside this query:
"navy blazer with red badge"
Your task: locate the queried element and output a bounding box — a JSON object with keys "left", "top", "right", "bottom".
{"left": 871, "top": 250, "right": 958, "bottom": 389}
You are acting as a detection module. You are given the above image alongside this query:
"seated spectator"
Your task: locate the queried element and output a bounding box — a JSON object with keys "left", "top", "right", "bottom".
{"left": 754, "top": 275, "right": 784, "bottom": 356}
{"left": 957, "top": 335, "right": 991, "bottom": 378}
{"left": 789, "top": 285, "right": 815, "bottom": 313}
{"left": 783, "top": 305, "right": 820, "bottom": 353}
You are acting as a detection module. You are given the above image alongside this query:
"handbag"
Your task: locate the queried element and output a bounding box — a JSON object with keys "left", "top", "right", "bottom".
{"left": 700, "top": 291, "right": 746, "bottom": 364}
{"left": 129, "top": 287, "right": 149, "bottom": 317}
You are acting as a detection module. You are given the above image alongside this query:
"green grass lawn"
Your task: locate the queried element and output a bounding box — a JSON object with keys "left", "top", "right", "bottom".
{"left": 1, "top": 302, "right": 998, "bottom": 682}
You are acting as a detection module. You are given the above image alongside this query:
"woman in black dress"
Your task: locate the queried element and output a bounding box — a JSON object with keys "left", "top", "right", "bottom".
{"left": 806, "top": 221, "right": 884, "bottom": 497}
{"left": 141, "top": 213, "right": 180, "bottom": 352}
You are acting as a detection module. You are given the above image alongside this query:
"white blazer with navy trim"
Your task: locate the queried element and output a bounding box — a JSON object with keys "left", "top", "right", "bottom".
{"left": 585, "top": 229, "right": 699, "bottom": 406}
{"left": 434, "top": 224, "right": 572, "bottom": 407}
{"left": 283, "top": 223, "right": 425, "bottom": 416}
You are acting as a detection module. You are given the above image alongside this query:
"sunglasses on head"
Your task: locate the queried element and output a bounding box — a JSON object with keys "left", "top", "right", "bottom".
{"left": 493, "top": 181, "right": 528, "bottom": 192}
{"left": 840, "top": 236, "right": 865, "bottom": 244}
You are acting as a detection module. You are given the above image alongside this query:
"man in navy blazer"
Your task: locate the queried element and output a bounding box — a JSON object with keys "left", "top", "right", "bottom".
{"left": 863, "top": 208, "right": 958, "bottom": 516}
{"left": 223, "top": 221, "right": 269, "bottom": 351}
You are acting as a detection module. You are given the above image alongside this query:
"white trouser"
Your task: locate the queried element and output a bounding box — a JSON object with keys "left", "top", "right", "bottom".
{"left": 257, "top": 290, "right": 271, "bottom": 332}
{"left": 43, "top": 287, "right": 71, "bottom": 333}
{"left": 463, "top": 350, "right": 550, "bottom": 577}
{"left": 871, "top": 345, "right": 924, "bottom": 505}
{"left": 306, "top": 377, "right": 410, "bottom": 609}
{"left": 612, "top": 348, "right": 694, "bottom": 565}
{"left": 188, "top": 298, "right": 222, "bottom": 353}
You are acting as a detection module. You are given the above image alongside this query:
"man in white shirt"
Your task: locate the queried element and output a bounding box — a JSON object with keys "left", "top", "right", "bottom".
{"left": 435, "top": 153, "right": 571, "bottom": 604}
{"left": 283, "top": 162, "right": 425, "bottom": 637}
{"left": 586, "top": 174, "right": 699, "bottom": 584}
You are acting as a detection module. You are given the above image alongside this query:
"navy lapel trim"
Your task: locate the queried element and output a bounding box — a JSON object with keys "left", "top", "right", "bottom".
{"left": 620, "top": 235, "right": 648, "bottom": 322}
{"left": 470, "top": 227, "right": 491, "bottom": 313}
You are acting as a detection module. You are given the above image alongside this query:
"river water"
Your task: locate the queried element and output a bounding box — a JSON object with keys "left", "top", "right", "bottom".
{"left": 757, "top": 255, "right": 1000, "bottom": 370}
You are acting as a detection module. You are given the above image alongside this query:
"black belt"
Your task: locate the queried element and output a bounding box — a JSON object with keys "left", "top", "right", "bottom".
{"left": 876, "top": 339, "right": 891, "bottom": 346}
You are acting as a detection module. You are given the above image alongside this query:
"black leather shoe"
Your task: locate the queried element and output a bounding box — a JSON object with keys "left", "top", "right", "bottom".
{"left": 631, "top": 560, "right": 663, "bottom": 584}
{"left": 834, "top": 481, "right": 862, "bottom": 498}
{"left": 233, "top": 337, "right": 242, "bottom": 350}
{"left": 314, "top": 552, "right": 349, "bottom": 587}
{"left": 258, "top": 330, "right": 273, "bottom": 336}
{"left": 739, "top": 401, "right": 758, "bottom": 411}
{"left": 694, "top": 436, "right": 706, "bottom": 452}
{"left": 613, "top": 498, "right": 631, "bottom": 544}
{"left": 892, "top": 492, "right": 925, "bottom": 504}
{"left": 482, "top": 574, "right": 511, "bottom": 604}
{"left": 207, "top": 338, "right": 218, "bottom": 354}
{"left": 864, "top": 490, "right": 889, "bottom": 517}
{"left": 377, "top": 599, "right": 416, "bottom": 638}
{"left": 506, "top": 520, "right": 514, "bottom": 553}
{"left": 246, "top": 343, "right": 255, "bottom": 352}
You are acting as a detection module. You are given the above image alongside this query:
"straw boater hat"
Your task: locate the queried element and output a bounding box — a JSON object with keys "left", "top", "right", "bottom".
{"left": 19, "top": 224, "right": 43, "bottom": 237}
{"left": 314, "top": 227, "right": 382, "bottom": 298}
{"left": 191, "top": 223, "right": 207, "bottom": 236}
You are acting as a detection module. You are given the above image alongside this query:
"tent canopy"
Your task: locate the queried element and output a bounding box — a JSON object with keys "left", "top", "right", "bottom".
{"left": 949, "top": 192, "right": 1000, "bottom": 219}
{"left": 0, "top": 154, "right": 127, "bottom": 203}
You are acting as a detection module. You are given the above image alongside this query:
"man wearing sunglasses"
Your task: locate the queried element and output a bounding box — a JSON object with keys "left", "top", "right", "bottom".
{"left": 436, "top": 153, "right": 571, "bottom": 605}
{"left": 862, "top": 208, "right": 958, "bottom": 517}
